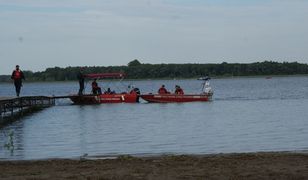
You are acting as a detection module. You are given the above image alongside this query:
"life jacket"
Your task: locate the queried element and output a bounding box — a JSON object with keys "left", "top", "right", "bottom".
{"left": 175, "top": 88, "right": 184, "bottom": 95}
{"left": 158, "top": 87, "right": 168, "bottom": 94}
{"left": 14, "top": 70, "right": 21, "bottom": 79}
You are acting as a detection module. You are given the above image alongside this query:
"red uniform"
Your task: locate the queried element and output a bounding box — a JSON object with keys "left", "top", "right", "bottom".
{"left": 11, "top": 69, "right": 25, "bottom": 97}
{"left": 11, "top": 70, "right": 24, "bottom": 80}
{"left": 175, "top": 88, "right": 184, "bottom": 95}
{"left": 158, "top": 87, "right": 169, "bottom": 94}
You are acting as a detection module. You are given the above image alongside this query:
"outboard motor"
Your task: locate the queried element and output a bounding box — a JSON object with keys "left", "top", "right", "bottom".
{"left": 129, "top": 85, "right": 141, "bottom": 102}
{"left": 200, "top": 75, "right": 213, "bottom": 96}
{"left": 133, "top": 87, "right": 140, "bottom": 95}
{"left": 202, "top": 80, "right": 213, "bottom": 95}
{"left": 133, "top": 87, "right": 141, "bottom": 102}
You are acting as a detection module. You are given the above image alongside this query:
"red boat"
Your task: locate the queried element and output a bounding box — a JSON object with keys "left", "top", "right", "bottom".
{"left": 140, "top": 93, "right": 212, "bottom": 103}
{"left": 69, "top": 73, "right": 140, "bottom": 104}
{"left": 70, "top": 93, "right": 139, "bottom": 104}
{"left": 140, "top": 79, "right": 213, "bottom": 103}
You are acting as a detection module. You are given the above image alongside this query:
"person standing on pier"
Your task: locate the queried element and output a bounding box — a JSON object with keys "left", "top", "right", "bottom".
{"left": 77, "top": 67, "right": 85, "bottom": 95}
{"left": 11, "top": 65, "right": 25, "bottom": 97}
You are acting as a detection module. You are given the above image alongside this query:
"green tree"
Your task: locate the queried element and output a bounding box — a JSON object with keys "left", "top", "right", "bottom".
{"left": 128, "top": 59, "right": 141, "bottom": 67}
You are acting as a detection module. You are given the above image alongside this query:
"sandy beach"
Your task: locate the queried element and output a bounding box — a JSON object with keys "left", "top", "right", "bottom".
{"left": 1, "top": 152, "right": 308, "bottom": 179}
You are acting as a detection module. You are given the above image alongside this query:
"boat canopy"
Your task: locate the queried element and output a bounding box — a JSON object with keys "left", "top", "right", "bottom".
{"left": 85, "top": 73, "right": 125, "bottom": 79}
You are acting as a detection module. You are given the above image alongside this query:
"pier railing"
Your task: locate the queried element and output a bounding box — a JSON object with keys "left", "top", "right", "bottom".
{"left": 0, "top": 96, "right": 55, "bottom": 126}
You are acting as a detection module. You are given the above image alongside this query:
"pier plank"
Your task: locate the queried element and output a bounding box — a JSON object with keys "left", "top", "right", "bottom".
{"left": 0, "top": 97, "right": 15, "bottom": 101}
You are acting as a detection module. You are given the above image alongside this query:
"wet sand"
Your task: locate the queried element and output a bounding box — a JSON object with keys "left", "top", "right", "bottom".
{"left": 1, "top": 152, "right": 308, "bottom": 180}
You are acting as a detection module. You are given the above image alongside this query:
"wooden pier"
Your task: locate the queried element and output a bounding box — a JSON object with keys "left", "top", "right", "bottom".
{"left": 0, "top": 96, "right": 55, "bottom": 127}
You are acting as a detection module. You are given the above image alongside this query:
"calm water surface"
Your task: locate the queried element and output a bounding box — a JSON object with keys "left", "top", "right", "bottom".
{"left": 1, "top": 76, "right": 308, "bottom": 160}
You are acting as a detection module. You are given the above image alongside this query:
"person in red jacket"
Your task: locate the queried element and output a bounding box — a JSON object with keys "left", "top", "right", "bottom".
{"left": 11, "top": 65, "right": 25, "bottom": 97}
{"left": 158, "top": 85, "right": 169, "bottom": 94}
{"left": 174, "top": 85, "right": 184, "bottom": 95}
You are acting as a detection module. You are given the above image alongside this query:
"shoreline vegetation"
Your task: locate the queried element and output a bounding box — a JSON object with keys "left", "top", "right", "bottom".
{"left": 1, "top": 60, "right": 308, "bottom": 82}
{"left": 1, "top": 152, "right": 308, "bottom": 179}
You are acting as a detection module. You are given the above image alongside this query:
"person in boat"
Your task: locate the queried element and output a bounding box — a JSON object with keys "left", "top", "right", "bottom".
{"left": 11, "top": 65, "right": 25, "bottom": 97}
{"left": 77, "top": 67, "right": 85, "bottom": 95}
{"left": 91, "top": 79, "right": 102, "bottom": 95}
{"left": 174, "top": 85, "right": 184, "bottom": 95}
{"left": 158, "top": 85, "right": 170, "bottom": 94}
{"left": 104, "top": 88, "right": 115, "bottom": 94}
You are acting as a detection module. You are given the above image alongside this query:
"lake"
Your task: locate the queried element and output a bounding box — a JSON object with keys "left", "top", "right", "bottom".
{"left": 1, "top": 76, "right": 308, "bottom": 160}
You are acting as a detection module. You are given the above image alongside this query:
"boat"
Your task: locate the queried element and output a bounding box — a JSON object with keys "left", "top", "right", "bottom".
{"left": 140, "top": 93, "right": 212, "bottom": 103}
{"left": 70, "top": 93, "right": 139, "bottom": 104}
{"left": 69, "top": 73, "right": 140, "bottom": 104}
{"left": 140, "top": 79, "right": 213, "bottom": 103}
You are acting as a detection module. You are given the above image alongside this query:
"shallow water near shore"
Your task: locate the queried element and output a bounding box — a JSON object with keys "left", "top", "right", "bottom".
{"left": 1, "top": 76, "right": 308, "bottom": 160}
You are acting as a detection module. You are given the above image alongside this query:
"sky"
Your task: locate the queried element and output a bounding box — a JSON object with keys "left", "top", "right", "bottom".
{"left": 0, "top": 0, "right": 308, "bottom": 74}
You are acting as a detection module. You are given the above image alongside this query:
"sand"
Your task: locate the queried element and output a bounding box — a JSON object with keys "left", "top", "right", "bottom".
{"left": 1, "top": 152, "right": 308, "bottom": 180}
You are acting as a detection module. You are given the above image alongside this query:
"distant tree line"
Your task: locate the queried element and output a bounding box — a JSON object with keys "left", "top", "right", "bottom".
{"left": 1, "top": 60, "right": 308, "bottom": 82}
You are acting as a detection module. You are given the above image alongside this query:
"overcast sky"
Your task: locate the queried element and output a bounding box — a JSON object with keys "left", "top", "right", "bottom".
{"left": 1, "top": 0, "right": 308, "bottom": 74}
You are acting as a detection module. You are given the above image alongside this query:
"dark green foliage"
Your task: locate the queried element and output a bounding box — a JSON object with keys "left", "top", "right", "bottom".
{"left": 128, "top": 59, "right": 141, "bottom": 67}
{"left": 1, "top": 61, "right": 308, "bottom": 82}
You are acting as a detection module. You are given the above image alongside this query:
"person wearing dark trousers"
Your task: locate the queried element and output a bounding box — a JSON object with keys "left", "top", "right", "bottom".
{"left": 77, "top": 67, "right": 85, "bottom": 95}
{"left": 91, "top": 79, "right": 102, "bottom": 95}
{"left": 11, "top": 65, "right": 25, "bottom": 97}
